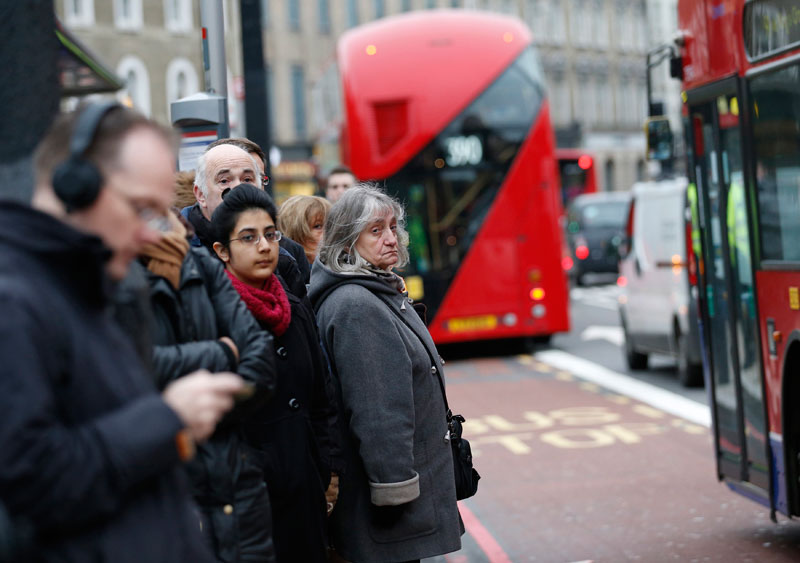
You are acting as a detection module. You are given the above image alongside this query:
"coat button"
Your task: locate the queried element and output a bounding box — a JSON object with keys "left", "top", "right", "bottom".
{"left": 431, "top": 366, "right": 437, "bottom": 375}
{"left": 223, "top": 504, "right": 233, "bottom": 515}
{"left": 276, "top": 346, "right": 288, "bottom": 359}
{"left": 289, "top": 398, "right": 300, "bottom": 410}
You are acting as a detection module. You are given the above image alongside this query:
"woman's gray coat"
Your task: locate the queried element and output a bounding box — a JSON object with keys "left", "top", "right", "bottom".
{"left": 309, "top": 260, "right": 463, "bottom": 563}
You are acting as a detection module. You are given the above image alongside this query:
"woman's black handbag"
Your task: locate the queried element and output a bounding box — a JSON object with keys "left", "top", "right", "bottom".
{"left": 447, "top": 411, "right": 480, "bottom": 500}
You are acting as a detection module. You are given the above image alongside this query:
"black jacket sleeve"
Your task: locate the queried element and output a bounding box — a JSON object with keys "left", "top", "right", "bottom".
{"left": 0, "top": 296, "right": 184, "bottom": 531}
{"left": 151, "top": 340, "right": 233, "bottom": 388}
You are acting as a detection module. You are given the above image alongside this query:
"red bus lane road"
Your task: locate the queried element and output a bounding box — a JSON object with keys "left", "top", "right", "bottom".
{"left": 431, "top": 354, "right": 800, "bottom": 563}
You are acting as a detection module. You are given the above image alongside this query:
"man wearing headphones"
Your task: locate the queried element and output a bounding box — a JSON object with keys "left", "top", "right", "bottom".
{"left": 0, "top": 104, "right": 245, "bottom": 561}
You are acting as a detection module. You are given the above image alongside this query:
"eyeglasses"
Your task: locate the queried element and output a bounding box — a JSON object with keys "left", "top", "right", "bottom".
{"left": 229, "top": 230, "right": 282, "bottom": 245}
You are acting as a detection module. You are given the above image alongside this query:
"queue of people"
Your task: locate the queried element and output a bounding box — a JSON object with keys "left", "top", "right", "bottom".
{"left": 0, "top": 103, "right": 464, "bottom": 563}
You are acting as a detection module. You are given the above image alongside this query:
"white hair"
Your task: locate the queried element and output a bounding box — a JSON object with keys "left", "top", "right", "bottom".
{"left": 194, "top": 146, "right": 261, "bottom": 198}
{"left": 318, "top": 183, "right": 410, "bottom": 273}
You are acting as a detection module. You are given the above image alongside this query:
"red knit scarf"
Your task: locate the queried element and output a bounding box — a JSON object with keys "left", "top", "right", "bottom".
{"left": 225, "top": 270, "right": 291, "bottom": 337}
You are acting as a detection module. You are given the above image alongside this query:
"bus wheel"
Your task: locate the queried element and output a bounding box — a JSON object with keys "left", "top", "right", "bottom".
{"left": 622, "top": 317, "right": 648, "bottom": 370}
{"left": 676, "top": 329, "right": 703, "bottom": 387}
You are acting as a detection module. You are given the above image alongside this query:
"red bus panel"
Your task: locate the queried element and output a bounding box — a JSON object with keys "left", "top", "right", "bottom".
{"left": 339, "top": 11, "right": 531, "bottom": 179}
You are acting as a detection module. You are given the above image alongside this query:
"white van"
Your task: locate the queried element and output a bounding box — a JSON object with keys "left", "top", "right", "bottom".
{"left": 618, "top": 177, "right": 703, "bottom": 386}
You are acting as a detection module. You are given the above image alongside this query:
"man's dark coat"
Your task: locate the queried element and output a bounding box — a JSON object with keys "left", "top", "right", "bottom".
{"left": 0, "top": 202, "right": 214, "bottom": 562}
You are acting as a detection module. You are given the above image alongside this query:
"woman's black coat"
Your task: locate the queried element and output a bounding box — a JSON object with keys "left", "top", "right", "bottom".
{"left": 146, "top": 247, "right": 277, "bottom": 563}
{"left": 244, "top": 277, "right": 338, "bottom": 563}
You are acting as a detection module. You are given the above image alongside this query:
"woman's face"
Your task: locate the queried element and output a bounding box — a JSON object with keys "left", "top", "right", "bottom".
{"left": 354, "top": 211, "right": 399, "bottom": 271}
{"left": 216, "top": 209, "right": 279, "bottom": 288}
{"left": 304, "top": 212, "right": 325, "bottom": 262}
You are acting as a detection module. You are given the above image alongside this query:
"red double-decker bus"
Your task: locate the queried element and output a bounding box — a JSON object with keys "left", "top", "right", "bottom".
{"left": 676, "top": 0, "right": 800, "bottom": 517}
{"left": 336, "top": 10, "right": 569, "bottom": 345}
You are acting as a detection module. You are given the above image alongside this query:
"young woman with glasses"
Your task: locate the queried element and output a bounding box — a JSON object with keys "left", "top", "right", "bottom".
{"left": 211, "top": 184, "right": 340, "bottom": 563}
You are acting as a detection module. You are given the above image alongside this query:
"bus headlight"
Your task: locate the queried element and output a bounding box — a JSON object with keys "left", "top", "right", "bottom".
{"left": 502, "top": 313, "right": 517, "bottom": 326}
{"left": 531, "top": 304, "right": 546, "bottom": 318}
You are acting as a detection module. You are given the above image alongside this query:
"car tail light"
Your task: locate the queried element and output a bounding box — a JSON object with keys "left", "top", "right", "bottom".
{"left": 562, "top": 256, "right": 574, "bottom": 271}
{"left": 617, "top": 275, "right": 628, "bottom": 287}
{"left": 576, "top": 245, "right": 589, "bottom": 260}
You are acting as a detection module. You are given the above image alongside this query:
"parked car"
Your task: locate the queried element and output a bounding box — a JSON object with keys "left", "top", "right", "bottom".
{"left": 565, "top": 192, "right": 631, "bottom": 285}
{"left": 618, "top": 177, "right": 703, "bottom": 387}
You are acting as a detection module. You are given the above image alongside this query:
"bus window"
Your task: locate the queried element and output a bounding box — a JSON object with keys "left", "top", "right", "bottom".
{"left": 389, "top": 46, "right": 545, "bottom": 290}
{"left": 750, "top": 63, "right": 800, "bottom": 263}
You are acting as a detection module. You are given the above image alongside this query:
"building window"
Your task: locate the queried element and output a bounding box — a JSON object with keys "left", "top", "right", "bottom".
{"left": 550, "top": 74, "right": 570, "bottom": 126}
{"left": 594, "top": 0, "right": 607, "bottom": 47}
{"left": 636, "top": 159, "right": 645, "bottom": 181}
{"left": 166, "top": 58, "right": 199, "bottom": 106}
{"left": 65, "top": 0, "right": 94, "bottom": 27}
{"left": 291, "top": 65, "right": 307, "bottom": 139}
{"left": 318, "top": 0, "right": 330, "bottom": 33}
{"left": 605, "top": 159, "right": 616, "bottom": 191}
{"left": 114, "top": 0, "right": 143, "bottom": 30}
{"left": 401, "top": 0, "right": 412, "bottom": 11}
{"left": 572, "top": 0, "right": 592, "bottom": 47}
{"left": 346, "top": 0, "right": 359, "bottom": 27}
{"left": 164, "top": 0, "right": 192, "bottom": 33}
{"left": 426, "top": 0, "right": 436, "bottom": 9}
{"left": 598, "top": 79, "right": 611, "bottom": 126}
{"left": 117, "top": 56, "right": 151, "bottom": 116}
{"left": 549, "top": 1, "right": 565, "bottom": 44}
{"left": 374, "top": 0, "right": 385, "bottom": 18}
{"left": 288, "top": 0, "right": 300, "bottom": 31}
{"left": 614, "top": 78, "right": 626, "bottom": 126}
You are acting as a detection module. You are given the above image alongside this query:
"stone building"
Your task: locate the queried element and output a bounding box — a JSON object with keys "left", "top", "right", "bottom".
{"left": 57, "top": 0, "right": 660, "bottom": 193}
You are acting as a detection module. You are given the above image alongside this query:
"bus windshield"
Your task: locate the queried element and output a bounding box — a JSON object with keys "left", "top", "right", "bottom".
{"left": 385, "top": 46, "right": 545, "bottom": 280}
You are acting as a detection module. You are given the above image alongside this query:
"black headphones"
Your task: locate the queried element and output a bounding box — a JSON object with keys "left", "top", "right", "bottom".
{"left": 52, "top": 101, "right": 122, "bottom": 212}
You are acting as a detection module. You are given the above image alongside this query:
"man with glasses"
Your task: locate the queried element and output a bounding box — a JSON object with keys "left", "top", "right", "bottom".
{"left": 0, "top": 105, "right": 245, "bottom": 562}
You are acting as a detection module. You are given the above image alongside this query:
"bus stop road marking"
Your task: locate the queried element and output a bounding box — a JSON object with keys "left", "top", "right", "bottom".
{"left": 535, "top": 350, "right": 711, "bottom": 427}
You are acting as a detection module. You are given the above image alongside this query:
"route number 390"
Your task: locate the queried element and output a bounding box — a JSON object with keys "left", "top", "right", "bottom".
{"left": 444, "top": 135, "right": 483, "bottom": 167}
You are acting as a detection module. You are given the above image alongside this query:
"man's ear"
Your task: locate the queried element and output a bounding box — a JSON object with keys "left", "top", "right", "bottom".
{"left": 193, "top": 184, "right": 206, "bottom": 207}
{"left": 213, "top": 242, "right": 229, "bottom": 263}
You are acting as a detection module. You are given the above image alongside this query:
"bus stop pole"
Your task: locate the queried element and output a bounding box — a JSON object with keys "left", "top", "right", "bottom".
{"left": 200, "top": 0, "right": 228, "bottom": 100}
{"left": 239, "top": 0, "right": 272, "bottom": 193}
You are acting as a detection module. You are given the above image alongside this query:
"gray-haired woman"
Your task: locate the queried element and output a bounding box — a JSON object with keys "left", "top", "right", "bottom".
{"left": 308, "top": 184, "right": 463, "bottom": 562}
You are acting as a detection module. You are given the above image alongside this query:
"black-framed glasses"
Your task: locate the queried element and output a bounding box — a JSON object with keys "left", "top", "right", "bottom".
{"left": 229, "top": 230, "right": 282, "bottom": 245}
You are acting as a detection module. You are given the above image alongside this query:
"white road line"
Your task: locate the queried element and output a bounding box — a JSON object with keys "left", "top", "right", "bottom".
{"left": 536, "top": 349, "right": 711, "bottom": 428}
{"left": 580, "top": 325, "right": 624, "bottom": 346}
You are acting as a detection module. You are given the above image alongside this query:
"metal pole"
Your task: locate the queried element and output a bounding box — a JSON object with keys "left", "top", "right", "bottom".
{"left": 646, "top": 51, "right": 653, "bottom": 117}
{"left": 200, "top": 0, "right": 228, "bottom": 98}
{"left": 239, "top": 0, "right": 272, "bottom": 193}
